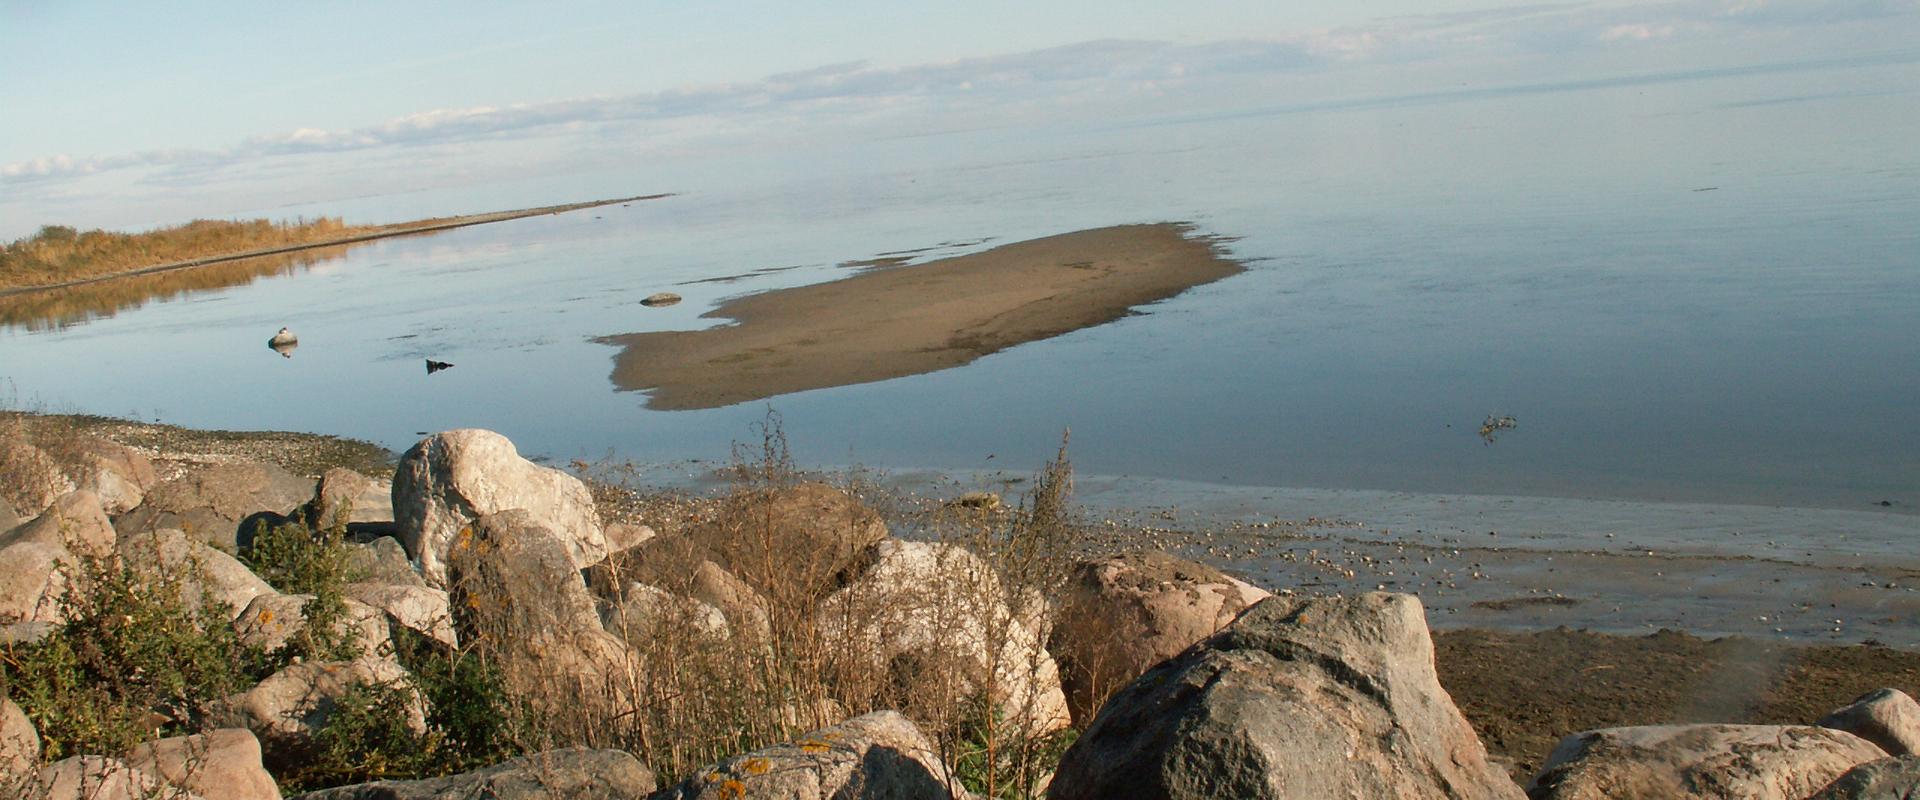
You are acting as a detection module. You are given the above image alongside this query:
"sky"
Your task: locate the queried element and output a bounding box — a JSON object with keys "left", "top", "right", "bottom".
{"left": 2, "top": 0, "right": 1915, "bottom": 238}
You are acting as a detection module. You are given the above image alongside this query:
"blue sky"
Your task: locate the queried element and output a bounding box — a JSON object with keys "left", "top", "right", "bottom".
{"left": 2, "top": 0, "right": 1914, "bottom": 238}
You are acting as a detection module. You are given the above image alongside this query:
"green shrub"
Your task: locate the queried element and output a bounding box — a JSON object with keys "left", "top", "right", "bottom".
{"left": 242, "top": 516, "right": 356, "bottom": 596}
{"left": 949, "top": 696, "right": 1078, "bottom": 799}
{"left": 0, "top": 545, "right": 268, "bottom": 760}
{"left": 272, "top": 628, "right": 529, "bottom": 792}
{"left": 242, "top": 517, "right": 363, "bottom": 665}
{"left": 278, "top": 678, "right": 436, "bottom": 790}
{"left": 392, "top": 627, "right": 525, "bottom": 772}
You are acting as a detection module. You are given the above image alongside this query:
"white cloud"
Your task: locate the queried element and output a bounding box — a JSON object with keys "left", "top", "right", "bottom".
{"left": 1601, "top": 22, "right": 1678, "bottom": 39}
{"left": 0, "top": 154, "right": 81, "bottom": 179}
{"left": 2, "top": 0, "right": 1913, "bottom": 191}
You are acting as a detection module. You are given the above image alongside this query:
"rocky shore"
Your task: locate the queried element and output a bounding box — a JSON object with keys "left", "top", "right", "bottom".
{"left": 4, "top": 415, "right": 1918, "bottom": 798}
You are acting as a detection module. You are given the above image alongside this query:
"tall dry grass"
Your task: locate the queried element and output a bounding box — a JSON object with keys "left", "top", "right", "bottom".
{"left": 566, "top": 416, "right": 1082, "bottom": 797}
{"left": 0, "top": 218, "right": 370, "bottom": 290}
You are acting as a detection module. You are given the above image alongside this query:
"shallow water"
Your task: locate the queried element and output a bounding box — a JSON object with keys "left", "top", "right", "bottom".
{"left": 3, "top": 55, "right": 1916, "bottom": 520}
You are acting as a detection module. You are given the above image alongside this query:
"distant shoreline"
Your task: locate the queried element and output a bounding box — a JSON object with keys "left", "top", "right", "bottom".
{"left": 0, "top": 194, "right": 670, "bottom": 298}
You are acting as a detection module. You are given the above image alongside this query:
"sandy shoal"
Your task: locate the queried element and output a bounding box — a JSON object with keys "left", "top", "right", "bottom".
{"left": 598, "top": 223, "right": 1243, "bottom": 410}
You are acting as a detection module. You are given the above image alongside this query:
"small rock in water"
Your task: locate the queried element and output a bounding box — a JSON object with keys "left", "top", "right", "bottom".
{"left": 267, "top": 327, "right": 298, "bottom": 358}
{"left": 1478, "top": 414, "right": 1518, "bottom": 444}
{"left": 641, "top": 292, "right": 682, "bottom": 307}
{"left": 426, "top": 359, "right": 455, "bottom": 374}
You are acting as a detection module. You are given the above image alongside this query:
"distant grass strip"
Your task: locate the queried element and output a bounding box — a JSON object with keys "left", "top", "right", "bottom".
{"left": 1, "top": 218, "right": 372, "bottom": 289}
{"left": 0, "top": 194, "right": 667, "bottom": 293}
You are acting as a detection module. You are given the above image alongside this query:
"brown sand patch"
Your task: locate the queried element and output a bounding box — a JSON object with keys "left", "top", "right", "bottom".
{"left": 598, "top": 223, "right": 1243, "bottom": 410}
{"left": 1436, "top": 628, "right": 1920, "bottom": 781}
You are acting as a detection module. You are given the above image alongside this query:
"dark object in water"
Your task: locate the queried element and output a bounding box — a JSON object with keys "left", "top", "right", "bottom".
{"left": 1881, "top": 500, "right": 1897, "bottom": 507}
{"left": 426, "top": 359, "right": 455, "bottom": 374}
{"left": 1479, "top": 414, "right": 1518, "bottom": 445}
{"left": 1692, "top": 186, "right": 1719, "bottom": 192}
{"left": 641, "top": 292, "right": 682, "bottom": 307}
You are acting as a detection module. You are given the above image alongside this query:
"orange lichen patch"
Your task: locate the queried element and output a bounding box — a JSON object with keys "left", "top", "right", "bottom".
{"left": 258, "top": 608, "right": 275, "bottom": 624}
{"left": 702, "top": 770, "right": 722, "bottom": 783}
{"left": 717, "top": 779, "right": 746, "bottom": 798}
{"left": 742, "top": 757, "right": 772, "bottom": 775}
{"left": 798, "top": 739, "right": 831, "bottom": 753}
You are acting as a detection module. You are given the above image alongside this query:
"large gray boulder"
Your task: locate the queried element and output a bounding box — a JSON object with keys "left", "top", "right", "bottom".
{"left": 115, "top": 461, "right": 315, "bottom": 550}
{"left": 450, "top": 511, "right": 603, "bottom": 637}
{"left": 123, "top": 728, "right": 281, "bottom": 800}
{"left": 447, "top": 510, "right": 634, "bottom": 712}
{"left": 1528, "top": 724, "right": 1888, "bottom": 800}
{"left": 0, "top": 438, "right": 73, "bottom": 518}
{"left": 345, "top": 582, "right": 457, "bottom": 648}
{"left": 0, "top": 538, "right": 72, "bottom": 624}
{"left": 1052, "top": 550, "right": 1269, "bottom": 724}
{"left": 233, "top": 592, "right": 391, "bottom": 656}
{"left": 603, "top": 521, "right": 656, "bottom": 555}
{"left": 221, "top": 657, "right": 425, "bottom": 769}
{"left": 66, "top": 436, "right": 158, "bottom": 515}
{"left": 1050, "top": 592, "right": 1523, "bottom": 800}
{"left": 822, "top": 539, "right": 1070, "bottom": 736}
{"left": 288, "top": 747, "right": 654, "bottom": 799}
{"left": 587, "top": 536, "right": 769, "bottom": 645}
{"left": 5, "top": 489, "right": 115, "bottom": 558}
{"left": 689, "top": 559, "right": 771, "bottom": 643}
{"left": 1821, "top": 689, "right": 1920, "bottom": 757}
{"left": 601, "top": 581, "right": 730, "bottom": 644}
{"left": 2, "top": 696, "right": 38, "bottom": 776}
{"left": 345, "top": 536, "right": 427, "bottom": 588}
{"left": 119, "top": 527, "right": 276, "bottom": 621}
{"left": 657, "top": 711, "right": 956, "bottom": 799}
{"left": 392, "top": 429, "right": 605, "bottom": 585}
{"left": 690, "top": 481, "right": 887, "bottom": 599}
{"left": 310, "top": 468, "right": 394, "bottom": 529}
{"left": 0, "top": 493, "right": 112, "bottom": 624}
{"left": 30, "top": 755, "right": 197, "bottom": 800}
{"left": 0, "top": 491, "right": 116, "bottom": 625}
{"left": 1809, "top": 755, "right": 1920, "bottom": 799}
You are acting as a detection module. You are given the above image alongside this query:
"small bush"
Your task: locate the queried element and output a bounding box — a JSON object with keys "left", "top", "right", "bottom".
{"left": 949, "top": 697, "right": 1079, "bottom": 799}
{"left": 242, "top": 516, "right": 357, "bottom": 597}
{"left": 391, "top": 627, "right": 526, "bottom": 773}
{"left": 242, "top": 516, "right": 364, "bottom": 664}
{"left": 0, "top": 543, "right": 267, "bottom": 761}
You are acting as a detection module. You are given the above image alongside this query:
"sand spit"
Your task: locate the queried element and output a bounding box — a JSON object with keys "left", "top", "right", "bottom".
{"left": 598, "top": 223, "right": 1244, "bottom": 410}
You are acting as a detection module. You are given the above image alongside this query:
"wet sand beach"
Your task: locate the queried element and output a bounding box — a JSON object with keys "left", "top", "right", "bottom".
{"left": 598, "top": 223, "right": 1243, "bottom": 409}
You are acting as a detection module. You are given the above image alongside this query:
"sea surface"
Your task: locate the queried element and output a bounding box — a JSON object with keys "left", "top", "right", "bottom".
{"left": 3, "top": 53, "right": 1916, "bottom": 523}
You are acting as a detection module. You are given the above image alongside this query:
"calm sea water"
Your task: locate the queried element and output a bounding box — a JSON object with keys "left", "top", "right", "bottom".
{"left": 3, "top": 56, "right": 1916, "bottom": 513}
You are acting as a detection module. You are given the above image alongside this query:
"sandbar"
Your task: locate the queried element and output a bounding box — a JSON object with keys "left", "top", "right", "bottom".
{"left": 598, "top": 223, "right": 1243, "bottom": 410}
